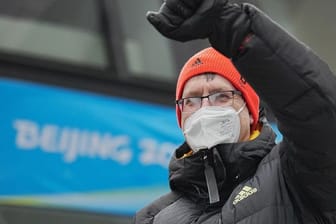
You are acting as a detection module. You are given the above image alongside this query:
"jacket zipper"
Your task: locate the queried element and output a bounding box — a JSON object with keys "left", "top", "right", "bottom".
{"left": 203, "top": 150, "right": 220, "bottom": 204}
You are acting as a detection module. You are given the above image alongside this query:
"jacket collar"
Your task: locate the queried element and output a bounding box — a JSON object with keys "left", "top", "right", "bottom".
{"left": 168, "top": 123, "right": 276, "bottom": 206}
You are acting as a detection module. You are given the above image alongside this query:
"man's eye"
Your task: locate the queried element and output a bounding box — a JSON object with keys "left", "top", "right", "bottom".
{"left": 184, "top": 98, "right": 199, "bottom": 107}
{"left": 184, "top": 99, "right": 192, "bottom": 105}
{"left": 215, "top": 93, "right": 231, "bottom": 101}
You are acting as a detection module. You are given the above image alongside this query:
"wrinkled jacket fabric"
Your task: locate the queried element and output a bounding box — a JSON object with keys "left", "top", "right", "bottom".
{"left": 134, "top": 4, "right": 336, "bottom": 224}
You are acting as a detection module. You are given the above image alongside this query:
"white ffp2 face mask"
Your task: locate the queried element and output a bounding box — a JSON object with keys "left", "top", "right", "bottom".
{"left": 183, "top": 104, "right": 246, "bottom": 152}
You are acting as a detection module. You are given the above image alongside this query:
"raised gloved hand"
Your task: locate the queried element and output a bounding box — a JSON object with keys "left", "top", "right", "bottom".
{"left": 146, "top": 0, "right": 252, "bottom": 58}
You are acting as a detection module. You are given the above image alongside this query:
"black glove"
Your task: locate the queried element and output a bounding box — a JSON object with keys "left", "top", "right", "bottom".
{"left": 146, "top": 0, "right": 252, "bottom": 58}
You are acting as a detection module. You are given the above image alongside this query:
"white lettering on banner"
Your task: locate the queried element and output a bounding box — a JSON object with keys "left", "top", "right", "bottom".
{"left": 13, "top": 119, "right": 39, "bottom": 149}
{"left": 12, "top": 119, "right": 178, "bottom": 168}
{"left": 139, "top": 139, "right": 175, "bottom": 167}
{"left": 13, "top": 119, "right": 132, "bottom": 164}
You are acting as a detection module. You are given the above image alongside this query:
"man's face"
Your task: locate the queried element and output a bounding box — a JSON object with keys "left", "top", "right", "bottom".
{"left": 180, "top": 74, "right": 253, "bottom": 142}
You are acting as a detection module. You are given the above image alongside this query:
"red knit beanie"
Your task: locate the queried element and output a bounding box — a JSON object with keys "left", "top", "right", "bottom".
{"left": 176, "top": 47, "right": 260, "bottom": 129}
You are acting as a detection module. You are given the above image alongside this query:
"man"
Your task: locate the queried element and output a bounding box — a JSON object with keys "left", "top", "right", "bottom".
{"left": 134, "top": 0, "right": 336, "bottom": 223}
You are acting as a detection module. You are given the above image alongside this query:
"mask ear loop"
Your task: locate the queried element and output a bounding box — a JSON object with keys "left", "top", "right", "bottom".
{"left": 236, "top": 102, "right": 246, "bottom": 115}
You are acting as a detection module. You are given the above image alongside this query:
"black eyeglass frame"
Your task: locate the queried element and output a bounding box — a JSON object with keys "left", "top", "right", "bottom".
{"left": 175, "top": 90, "right": 242, "bottom": 112}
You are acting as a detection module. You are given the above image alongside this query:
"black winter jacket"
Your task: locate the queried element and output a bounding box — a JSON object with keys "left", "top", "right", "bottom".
{"left": 134, "top": 4, "right": 336, "bottom": 224}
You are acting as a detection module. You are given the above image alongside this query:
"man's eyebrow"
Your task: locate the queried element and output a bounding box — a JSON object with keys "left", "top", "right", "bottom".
{"left": 183, "top": 88, "right": 233, "bottom": 98}
{"left": 209, "top": 87, "right": 229, "bottom": 93}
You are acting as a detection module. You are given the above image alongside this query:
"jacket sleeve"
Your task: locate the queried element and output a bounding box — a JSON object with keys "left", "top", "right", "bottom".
{"left": 231, "top": 4, "right": 336, "bottom": 213}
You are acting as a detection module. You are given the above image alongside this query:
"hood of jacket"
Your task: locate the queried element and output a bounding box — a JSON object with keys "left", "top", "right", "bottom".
{"left": 168, "top": 123, "right": 277, "bottom": 206}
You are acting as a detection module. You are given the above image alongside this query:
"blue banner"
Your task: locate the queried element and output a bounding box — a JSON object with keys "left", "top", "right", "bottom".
{"left": 0, "top": 77, "right": 184, "bottom": 214}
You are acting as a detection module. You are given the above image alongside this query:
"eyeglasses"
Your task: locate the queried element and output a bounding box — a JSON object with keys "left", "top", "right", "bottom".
{"left": 176, "top": 90, "right": 242, "bottom": 113}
